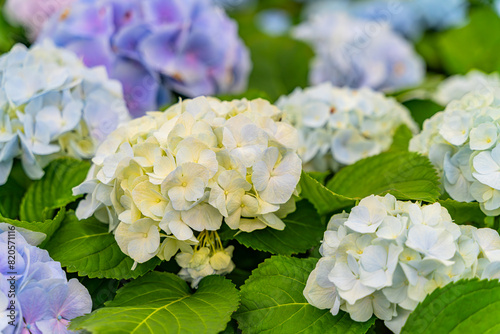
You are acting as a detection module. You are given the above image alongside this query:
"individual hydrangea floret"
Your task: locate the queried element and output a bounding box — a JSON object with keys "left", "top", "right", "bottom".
{"left": 410, "top": 89, "right": 500, "bottom": 215}
{"left": 39, "top": 0, "right": 251, "bottom": 117}
{"left": 293, "top": 12, "right": 425, "bottom": 92}
{"left": 434, "top": 70, "right": 500, "bottom": 106}
{"left": 276, "top": 83, "right": 418, "bottom": 171}
{"left": 0, "top": 41, "right": 130, "bottom": 185}
{"left": 73, "top": 97, "right": 301, "bottom": 283}
{"left": 303, "top": 0, "right": 468, "bottom": 40}
{"left": 304, "top": 194, "right": 500, "bottom": 333}
{"left": 0, "top": 226, "right": 92, "bottom": 333}
{"left": 3, "top": 0, "right": 75, "bottom": 40}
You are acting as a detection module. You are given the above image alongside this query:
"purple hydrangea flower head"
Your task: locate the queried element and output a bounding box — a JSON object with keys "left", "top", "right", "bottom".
{"left": 293, "top": 12, "right": 425, "bottom": 92}
{"left": 0, "top": 228, "right": 92, "bottom": 333}
{"left": 39, "top": 0, "right": 252, "bottom": 117}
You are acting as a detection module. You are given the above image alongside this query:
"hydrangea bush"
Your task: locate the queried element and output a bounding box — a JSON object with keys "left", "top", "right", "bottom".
{"left": 0, "top": 226, "right": 91, "bottom": 333}
{"left": 410, "top": 90, "right": 500, "bottom": 215}
{"left": 276, "top": 83, "right": 418, "bottom": 171}
{"left": 73, "top": 96, "right": 301, "bottom": 284}
{"left": 0, "top": 41, "right": 129, "bottom": 185}
{"left": 39, "top": 0, "right": 251, "bottom": 117}
{"left": 293, "top": 12, "right": 425, "bottom": 92}
{"left": 1, "top": 1, "right": 500, "bottom": 333}
{"left": 304, "top": 194, "right": 500, "bottom": 333}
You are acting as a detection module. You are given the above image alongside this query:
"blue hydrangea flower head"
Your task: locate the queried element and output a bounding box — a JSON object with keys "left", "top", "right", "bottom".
{"left": 39, "top": 0, "right": 252, "bottom": 117}
{"left": 293, "top": 12, "right": 425, "bottom": 92}
{"left": 0, "top": 41, "right": 130, "bottom": 185}
{"left": 0, "top": 227, "right": 92, "bottom": 333}
{"left": 304, "top": 0, "right": 468, "bottom": 40}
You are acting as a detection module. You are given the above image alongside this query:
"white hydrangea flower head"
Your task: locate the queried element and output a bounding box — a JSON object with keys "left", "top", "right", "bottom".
{"left": 73, "top": 96, "right": 301, "bottom": 282}
{"left": 277, "top": 83, "right": 418, "bottom": 171}
{"left": 410, "top": 88, "right": 500, "bottom": 215}
{"left": 0, "top": 41, "right": 130, "bottom": 185}
{"left": 434, "top": 70, "right": 500, "bottom": 106}
{"left": 304, "top": 194, "right": 500, "bottom": 333}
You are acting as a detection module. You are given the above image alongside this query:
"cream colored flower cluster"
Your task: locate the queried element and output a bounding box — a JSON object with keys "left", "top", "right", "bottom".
{"left": 73, "top": 97, "right": 301, "bottom": 279}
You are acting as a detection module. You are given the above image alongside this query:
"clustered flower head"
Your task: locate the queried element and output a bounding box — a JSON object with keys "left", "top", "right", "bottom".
{"left": 0, "top": 226, "right": 92, "bottom": 333}
{"left": 304, "top": 0, "right": 468, "bottom": 40}
{"left": 3, "top": 0, "right": 76, "bottom": 40}
{"left": 0, "top": 41, "right": 129, "bottom": 185}
{"left": 293, "top": 12, "right": 425, "bottom": 92}
{"left": 410, "top": 89, "right": 500, "bottom": 215}
{"left": 73, "top": 96, "right": 301, "bottom": 283}
{"left": 39, "top": 0, "right": 252, "bottom": 117}
{"left": 276, "top": 83, "right": 418, "bottom": 171}
{"left": 304, "top": 194, "right": 500, "bottom": 333}
{"left": 434, "top": 70, "right": 500, "bottom": 106}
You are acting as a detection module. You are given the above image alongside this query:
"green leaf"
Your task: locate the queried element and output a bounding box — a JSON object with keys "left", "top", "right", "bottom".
{"left": 402, "top": 99, "right": 443, "bottom": 129}
{"left": 402, "top": 279, "right": 500, "bottom": 334}
{"left": 20, "top": 158, "right": 90, "bottom": 222}
{"left": 234, "top": 200, "right": 323, "bottom": 255}
{"left": 0, "top": 162, "right": 33, "bottom": 219}
{"left": 425, "top": 8, "right": 500, "bottom": 75}
{"left": 307, "top": 171, "right": 331, "bottom": 184}
{"left": 70, "top": 273, "right": 240, "bottom": 334}
{"left": 234, "top": 256, "right": 375, "bottom": 334}
{"left": 76, "top": 277, "right": 120, "bottom": 310}
{"left": 439, "top": 199, "right": 486, "bottom": 226}
{"left": 298, "top": 172, "right": 355, "bottom": 216}
{"left": 326, "top": 152, "right": 441, "bottom": 202}
{"left": 245, "top": 34, "right": 313, "bottom": 101}
{"left": 0, "top": 177, "right": 25, "bottom": 219}
{"left": 388, "top": 124, "right": 413, "bottom": 152}
{"left": 0, "top": 209, "right": 66, "bottom": 248}
{"left": 45, "top": 211, "right": 159, "bottom": 279}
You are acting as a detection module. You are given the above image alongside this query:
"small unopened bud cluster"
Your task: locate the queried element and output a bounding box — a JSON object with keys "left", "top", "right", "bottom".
{"left": 176, "top": 230, "right": 235, "bottom": 288}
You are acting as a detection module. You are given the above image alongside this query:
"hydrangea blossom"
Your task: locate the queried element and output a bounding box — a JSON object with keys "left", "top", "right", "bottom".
{"left": 410, "top": 89, "right": 500, "bottom": 215}
{"left": 39, "top": 0, "right": 251, "bottom": 117}
{"left": 303, "top": 0, "right": 468, "bottom": 40}
{"left": 434, "top": 70, "right": 500, "bottom": 106}
{"left": 0, "top": 41, "right": 129, "bottom": 186}
{"left": 276, "top": 83, "right": 418, "bottom": 171}
{"left": 0, "top": 226, "right": 92, "bottom": 333}
{"left": 293, "top": 12, "right": 425, "bottom": 92}
{"left": 3, "top": 0, "right": 75, "bottom": 40}
{"left": 304, "top": 194, "right": 500, "bottom": 333}
{"left": 73, "top": 97, "right": 301, "bottom": 283}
